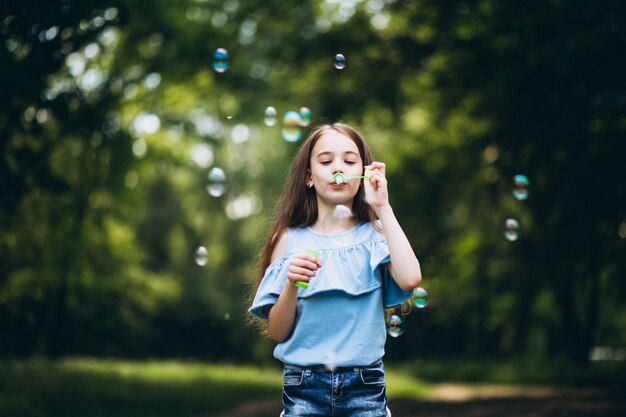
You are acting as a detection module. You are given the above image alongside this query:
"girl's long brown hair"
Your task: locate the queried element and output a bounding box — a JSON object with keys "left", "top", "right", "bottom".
{"left": 247, "top": 123, "right": 379, "bottom": 331}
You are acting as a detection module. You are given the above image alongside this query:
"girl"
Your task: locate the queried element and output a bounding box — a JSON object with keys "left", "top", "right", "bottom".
{"left": 249, "top": 122, "right": 422, "bottom": 417}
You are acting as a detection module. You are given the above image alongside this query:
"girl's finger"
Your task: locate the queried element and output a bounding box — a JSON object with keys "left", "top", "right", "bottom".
{"left": 296, "top": 260, "right": 319, "bottom": 271}
{"left": 288, "top": 273, "right": 311, "bottom": 282}
{"left": 366, "top": 162, "right": 386, "bottom": 176}
{"left": 369, "top": 170, "right": 386, "bottom": 189}
{"left": 291, "top": 256, "right": 319, "bottom": 270}
{"left": 289, "top": 266, "right": 316, "bottom": 277}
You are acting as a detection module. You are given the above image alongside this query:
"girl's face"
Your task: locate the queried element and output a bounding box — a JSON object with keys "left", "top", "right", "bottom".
{"left": 308, "top": 130, "right": 364, "bottom": 207}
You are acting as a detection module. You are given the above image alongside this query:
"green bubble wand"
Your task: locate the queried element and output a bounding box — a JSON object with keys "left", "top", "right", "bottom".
{"left": 332, "top": 169, "right": 372, "bottom": 185}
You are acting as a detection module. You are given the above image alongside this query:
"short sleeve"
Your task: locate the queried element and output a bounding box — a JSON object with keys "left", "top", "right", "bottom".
{"left": 369, "top": 238, "right": 391, "bottom": 271}
{"left": 248, "top": 256, "right": 289, "bottom": 319}
{"left": 369, "top": 237, "right": 413, "bottom": 307}
{"left": 381, "top": 264, "right": 414, "bottom": 308}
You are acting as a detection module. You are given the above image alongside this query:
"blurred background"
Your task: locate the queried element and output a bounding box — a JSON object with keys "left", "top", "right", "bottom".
{"left": 1, "top": 0, "right": 626, "bottom": 413}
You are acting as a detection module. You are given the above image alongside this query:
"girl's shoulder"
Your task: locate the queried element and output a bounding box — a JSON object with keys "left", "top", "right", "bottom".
{"left": 269, "top": 230, "right": 288, "bottom": 263}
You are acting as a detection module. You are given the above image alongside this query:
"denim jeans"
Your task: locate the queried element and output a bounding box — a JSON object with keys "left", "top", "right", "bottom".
{"left": 281, "top": 360, "right": 388, "bottom": 417}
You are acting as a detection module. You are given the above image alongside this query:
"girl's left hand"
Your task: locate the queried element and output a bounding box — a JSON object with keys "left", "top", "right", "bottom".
{"left": 364, "top": 161, "right": 389, "bottom": 212}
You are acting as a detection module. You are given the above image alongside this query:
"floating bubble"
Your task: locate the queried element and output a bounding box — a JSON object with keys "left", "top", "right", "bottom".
{"left": 504, "top": 218, "right": 519, "bottom": 241}
{"left": 195, "top": 246, "right": 208, "bottom": 266}
{"left": 334, "top": 53, "right": 346, "bottom": 70}
{"left": 212, "top": 48, "right": 229, "bottom": 73}
{"left": 512, "top": 174, "right": 530, "bottom": 200}
{"left": 264, "top": 106, "right": 277, "bottom": 126}
{"left": 411, "top": 287, "right": 429, "bottom": 308}
{"left": 399, "top": 301, "right": 413, "bottom": 316}
{"left": 281, "top": 110, "right": 304, "bottom": 142}
{"left": 386, "top": 314, "right": 404, "bottom": 338}
{"left": 320, "top": 205, "right": 356, "bottom": 249}
{"left": 299, "top": 107, "right": 312, "bottom": 127}
{"left": 333, "top": 204, "right": 353, "bottom": 219}
{"left": 207, "top": 167, "right": 227, "bottom": 197}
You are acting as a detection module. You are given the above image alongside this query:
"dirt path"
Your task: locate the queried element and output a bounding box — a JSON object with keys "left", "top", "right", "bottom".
{"left": 210, "top": 385, "right": 626, "bottom": 417}
{"left": 391, "top": 388, "right": 626, "bottom": 417}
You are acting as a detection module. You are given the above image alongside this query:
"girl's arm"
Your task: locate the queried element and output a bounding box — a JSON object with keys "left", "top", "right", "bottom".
{"left": 377, "top": 205, "right": 422, "bottom": 290}
{"left": 267, "top": 231, "right": 321, "bottom": 342}
{"left": 365, "top": 162, "right": 422, "bottom": 291}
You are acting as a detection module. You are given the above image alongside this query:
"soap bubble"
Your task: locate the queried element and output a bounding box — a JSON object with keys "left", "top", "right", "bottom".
{"left": 299, "top": 107, "right": 312, "bottom": 126}
{"left": 512, "top": 174, "right": 530, "bottom": 200}
{"left": 207, "top": 167, "right": 227, "bottom": 197}
{"left": 318, "top": 205, "right": 355, "bottom": 249}
{"left": 411, "top": 287, "right": 429, "bottom": 308}
{"left": 212, "top": 48, "right": 229, "bottom": 73}
{"left": 333, "top": 204, "right": 353, "bottom": 219}
{"left": 264, "top": 106, "right": 277, "bottom": 126}
{"left": 281, "top": 110, "right": 304, "bottom": 142}
{"left": 504, "top": 218, "right": 519, "bottom": 241}
{"left": 194, "top": 246, "right": 208, "bottom": 266}
{"left": 334, "top": 53, "right": 346, "bottom": 70}
{"left": 386, "top": 314, "right": 404, "bottom": 338}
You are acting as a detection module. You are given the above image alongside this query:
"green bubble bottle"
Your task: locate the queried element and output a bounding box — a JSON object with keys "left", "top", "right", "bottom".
{"left": 294, "top": 249, "right": 319, "bottom": 289}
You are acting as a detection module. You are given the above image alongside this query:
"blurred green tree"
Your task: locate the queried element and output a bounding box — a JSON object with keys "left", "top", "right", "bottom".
{"left": 1, "top": 0, "right": 624, "bottom": 365}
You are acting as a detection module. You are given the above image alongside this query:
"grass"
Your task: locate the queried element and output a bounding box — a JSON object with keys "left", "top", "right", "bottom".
{"left": 0, "top": 357, "right": 435, "bottom": 417}
{"left": 398, "top": 358, "right": 626, "bottom": 387}
{"left": 2, "top": 357, "right": 623, "bottom": 417}
{"left": 0, "top": 358, "right": 284, "bottom": 417}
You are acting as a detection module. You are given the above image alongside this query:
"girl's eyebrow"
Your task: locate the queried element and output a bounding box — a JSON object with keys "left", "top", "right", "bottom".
{"left": 315, "top": 150, "right": 360, "bottom": 158}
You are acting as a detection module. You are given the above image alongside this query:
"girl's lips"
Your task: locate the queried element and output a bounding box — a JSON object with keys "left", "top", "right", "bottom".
{"left": 329, "top": 182, "right": 347, "bottom": 189}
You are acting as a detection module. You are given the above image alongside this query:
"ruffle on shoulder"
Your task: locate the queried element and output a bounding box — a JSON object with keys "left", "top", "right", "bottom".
{"left": 298, "top": 238, "right": 390, "bottom": 298}
{"left": 247, "top": 237, "right": 413, "bottom": 318}
{"left": 248, "top": 255, "right": 290, "bottom": 320}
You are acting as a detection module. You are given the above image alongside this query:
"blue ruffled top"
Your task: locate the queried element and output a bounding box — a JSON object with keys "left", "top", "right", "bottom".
{"left": 249, "top": 222, "right": 412, "bottom": 367}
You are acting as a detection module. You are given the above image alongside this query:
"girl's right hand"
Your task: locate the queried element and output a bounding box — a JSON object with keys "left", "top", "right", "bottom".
{"left": 287, "top": 252, "right": 322, "bottom": 286}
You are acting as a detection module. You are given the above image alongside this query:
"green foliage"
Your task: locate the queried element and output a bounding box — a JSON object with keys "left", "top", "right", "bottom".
{"left": 1, "top": 0, "right": 625, "bottom": 364}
